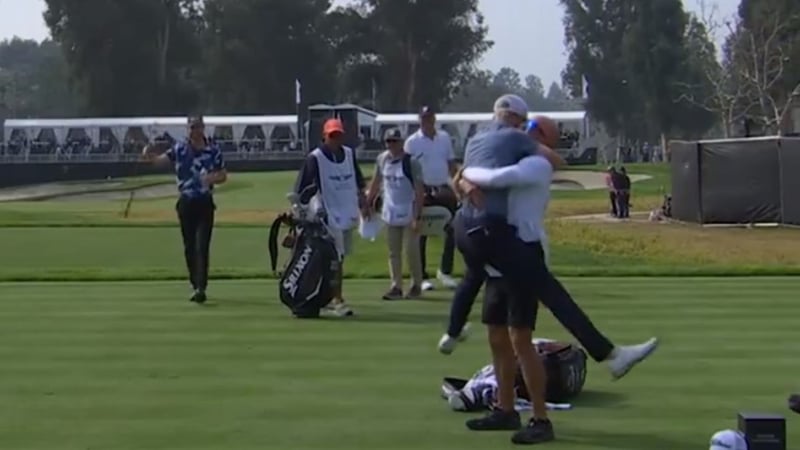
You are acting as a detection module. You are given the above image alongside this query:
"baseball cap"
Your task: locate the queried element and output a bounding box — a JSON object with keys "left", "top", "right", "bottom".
{"left": 188, "top": 115, "right": 205, "bottom": 127}
{"left": 493, "top": 94, "right": 528, "bottom": 118}
{"left": 709, "top": 429, "right": 748, "bottom": 450}
{"left": 384, "top": 128, "right": 403, "bottom": 141}
{"left": 419, "top": 106, "right": 436, "bottom": 117}
{"left": 323, "top": 118, "right": 344, "bottom": 136}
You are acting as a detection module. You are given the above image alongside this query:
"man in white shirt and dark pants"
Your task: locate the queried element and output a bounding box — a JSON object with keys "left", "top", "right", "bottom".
{"left": 403, "top": 106, "right": 459, "bottom": 291}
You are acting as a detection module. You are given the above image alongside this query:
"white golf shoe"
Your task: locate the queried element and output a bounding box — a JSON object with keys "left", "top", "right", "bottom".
{"left": 607, "top": 337, "right": 659, "bottom": 379}
{"left": 437, "top": 270, "right": 458, "bottom": 290}
{"left": 438, "top": 323, "right": 472, "bottom": 355}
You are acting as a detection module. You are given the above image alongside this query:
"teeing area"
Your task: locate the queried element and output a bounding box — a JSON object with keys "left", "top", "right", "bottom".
{"left": 1, "top": 163, "right": 799, "bottom": 449}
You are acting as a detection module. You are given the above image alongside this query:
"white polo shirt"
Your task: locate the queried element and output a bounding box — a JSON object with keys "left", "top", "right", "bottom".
{"left": 403, "top": 129, "right": 454, "bottom": 186}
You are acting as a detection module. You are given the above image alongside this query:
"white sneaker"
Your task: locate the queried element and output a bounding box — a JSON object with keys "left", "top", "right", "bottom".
{"left": 607, "top": 337, "right": 659, "bottom": 380}
{"left": 438, "top": 323, "right": 472, "bottom": 355}
{"left": 421, "top": 280, "right": 435, "bottom": 291}
{"left": 437, "top": 270, "right": 458, "bottom": 289}
{"left": 324, "top": 302, "right": 354, "bottom": 317}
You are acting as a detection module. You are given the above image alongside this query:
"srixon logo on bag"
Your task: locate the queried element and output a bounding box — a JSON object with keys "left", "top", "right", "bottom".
{"left": 282, "top": 244, "right": 314, "bottom": 297}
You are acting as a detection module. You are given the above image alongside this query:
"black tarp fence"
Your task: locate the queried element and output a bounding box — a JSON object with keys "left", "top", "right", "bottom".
{"left": 670, "top": 137, "right": 800, "bottom": 225}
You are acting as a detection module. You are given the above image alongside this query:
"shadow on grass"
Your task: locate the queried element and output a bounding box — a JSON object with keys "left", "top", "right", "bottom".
{"left": 353, "top": 310, "right": 446, "bottom": 326}
{"left": 571, "top": 390, "right": 628, "bottom": 409}
{"left": 559, "top": 426, "right": 694, "bottom": 450}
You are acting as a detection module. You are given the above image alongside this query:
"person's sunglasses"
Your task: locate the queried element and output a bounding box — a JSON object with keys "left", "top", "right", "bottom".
{"left": 385, "top": 139, "right": 401, "bottom": 143}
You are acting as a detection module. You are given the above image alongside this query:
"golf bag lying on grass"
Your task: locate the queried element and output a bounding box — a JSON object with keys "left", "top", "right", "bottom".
{"left": 268, "top": 189, "right": 341, "bottom": 318}
{"left": 441, "top": 339, "right": 587, "bottom": 411}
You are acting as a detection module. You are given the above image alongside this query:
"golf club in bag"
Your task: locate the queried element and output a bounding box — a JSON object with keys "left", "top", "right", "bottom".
{"left": 268, "top": 185, "right": 341, "bottom": 318}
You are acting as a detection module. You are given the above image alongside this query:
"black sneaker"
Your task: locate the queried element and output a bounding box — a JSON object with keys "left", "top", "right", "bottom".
{"left": 511, "top": 418, "right": 555, "bottom": 445}
{"left": 466, "top": 409, "right": 521, "bottom": 431}
{"left": 191, "top": 290, "right": 207, "bottom": 304}
{"left": 405, "top": 285, "right": 422, "bottom": 299}
{"left": 382, "top": 287, "right": 403, "bottom": 300}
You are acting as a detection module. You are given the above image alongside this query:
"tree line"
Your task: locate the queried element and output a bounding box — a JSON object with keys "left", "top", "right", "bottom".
{"left": 561, "top": 0, "right": 799, "bottom": 140}
{"left": 0, "top": 0, "right": 797, "bottom": 142}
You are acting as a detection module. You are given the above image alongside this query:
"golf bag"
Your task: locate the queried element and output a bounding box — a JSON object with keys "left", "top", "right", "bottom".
{"left": 516, "top": 341, "right": 588, "bottom": 403}
{"left": 268, "top": 199, "right": 340, "bottom": 318}
{"left": 441, "top": 340, "right": 587, "bottom": 411}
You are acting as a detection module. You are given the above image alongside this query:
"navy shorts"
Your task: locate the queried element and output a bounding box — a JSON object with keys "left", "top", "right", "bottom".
{"left": 453, "top": 214, "right": 544, "bottom": 329}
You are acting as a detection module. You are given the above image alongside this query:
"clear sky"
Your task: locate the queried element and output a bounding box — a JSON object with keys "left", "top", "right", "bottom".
{"left": 0, "top": 0, "right": 739, "bottom": 87}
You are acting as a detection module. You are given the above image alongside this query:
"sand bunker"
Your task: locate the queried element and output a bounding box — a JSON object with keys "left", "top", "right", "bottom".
{"left": 551, "top": 171, "right": 651, "bottom": 190}
{"left": 0, "top": 181, "right": 174, "bottom": 202}
{"left": 0, "top": 181, "right": 123, "bottom": 202}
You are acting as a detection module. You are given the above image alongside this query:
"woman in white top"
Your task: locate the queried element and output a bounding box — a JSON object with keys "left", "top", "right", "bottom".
{"left": 366, "top": 128, "right": 425, "bottom": 300}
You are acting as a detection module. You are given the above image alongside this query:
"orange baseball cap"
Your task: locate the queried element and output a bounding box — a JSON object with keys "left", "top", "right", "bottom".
{"left": 323, "top": 118, "right": 344, "bottom": 136}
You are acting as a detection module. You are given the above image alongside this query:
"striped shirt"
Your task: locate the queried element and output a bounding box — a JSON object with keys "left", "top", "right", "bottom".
{"left": 165, "top": 140, "right": 225, "bottom": 198}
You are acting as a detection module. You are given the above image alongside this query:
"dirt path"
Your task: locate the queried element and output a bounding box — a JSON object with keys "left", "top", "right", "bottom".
{"left": 557, "top": 211, "right": 653, "bottom": 223}
{"left": 553, "top": 171, "right": 651, "bottom": 190}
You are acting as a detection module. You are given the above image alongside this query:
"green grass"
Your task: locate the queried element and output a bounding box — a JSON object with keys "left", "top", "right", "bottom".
{"left": 0, "top": 278, "right": 797, "bottom": 450}
{"left": 0, "top": 164, "right": 666, "bottom": 227}
{"left": 2, "top": 162, "right": 800, "bottom": 279}
{"left": 1, "top": 163, "right": 798, "bottom": 449}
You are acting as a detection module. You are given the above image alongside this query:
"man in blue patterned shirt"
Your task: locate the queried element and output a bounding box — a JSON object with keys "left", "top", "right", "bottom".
{"left": 142, "top": 115, "right": 228, "bottom": 304}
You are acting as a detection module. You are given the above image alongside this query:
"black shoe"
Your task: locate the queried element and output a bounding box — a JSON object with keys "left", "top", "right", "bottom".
{"left": 381, "top": 287, "right": 403, "bottom": 301}
{"left": 191, "top": 290, "right": 207, "bottom": 304}
{"left": 466, "top": 409, "right": 521, "bottom": 431}
{"left": 511, "top": 418, "right": 555, "bottom": 445}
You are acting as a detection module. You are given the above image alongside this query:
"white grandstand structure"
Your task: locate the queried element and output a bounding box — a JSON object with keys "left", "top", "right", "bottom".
{"left": 1, "top": 108, "right": 607, "bottom": 162}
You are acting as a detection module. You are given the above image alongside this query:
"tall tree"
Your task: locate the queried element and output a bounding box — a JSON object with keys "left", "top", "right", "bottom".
{"left": 674, "top": 2, "right": 751, "bottom": 137}
{"left": 492, "top": 67, "right": 523, "bottom": 93}
{"left": 621, "top": 0, "right": 691, "bottom": 139}
{"left": 561, "top": 0, "right": 638, "bottom": 138}
{"left": 202, "top": 0, "right": 335, "bottom": 114}
{"left": 43, "top": 0, "right": 202, "bottom": 116}
{"left": 545, "top": 82, "right": 578, "bottom": 110}
{"left": 444, "top": 69, "right": 499, "bottom": 111}
{"left": 338, "top": 0, "right": 491, "bottom": 111}
{"left": 0, "top": 38, "right": 78, "bottom": 118}
{"left": 728, "top": 0, "right": 800, "bottom": 133}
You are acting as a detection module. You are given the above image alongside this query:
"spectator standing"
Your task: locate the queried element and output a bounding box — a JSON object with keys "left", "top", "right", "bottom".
{"left": 365, "top": 128, "right": 425, "bottom": 300}
{"left": 617, "top": 166, "right": 632, "bottom": 218}
{"left": 403, "top": 106, "right": 459, "bottom": 291}
{"left": 605, "top": 166, "right": 619, "bottom": 217}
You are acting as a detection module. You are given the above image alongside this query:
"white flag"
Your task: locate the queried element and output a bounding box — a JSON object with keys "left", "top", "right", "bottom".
{"left": 582, "top": 75, "right": 589, "bottom": 98}
{"left": 295, "top": 79, "right": 301, "bottom": 105}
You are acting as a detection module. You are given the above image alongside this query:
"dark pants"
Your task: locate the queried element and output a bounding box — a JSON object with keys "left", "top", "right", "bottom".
{"left": 616, "top": 190, "right": 630, "bottom": 218}
{"left": 452, "top": 214, "right": 541, "bottom": 328}
{"left": 420, "top": 229, "right": 455, "bottom": 278}
{"left": 176, "top": 195, "right": 215, "bottom": 291}
{"left": 421, "top": 184, "right": 457, "bottom": 278}
{"left": 609, "top": 191, "right": 618, "bottom": 217}
{"left": 448, "top": 214, "right": 615, "bottom": 361}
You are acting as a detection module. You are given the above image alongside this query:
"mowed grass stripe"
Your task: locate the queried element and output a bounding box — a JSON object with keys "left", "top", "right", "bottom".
{"left": 0, "top": 279, "right": 798, "bottom": 450}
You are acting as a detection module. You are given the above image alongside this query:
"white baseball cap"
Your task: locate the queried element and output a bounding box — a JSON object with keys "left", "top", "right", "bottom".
{"left": 710, "top": 429, "right": 748, "bottom": 450}
{"left": 493, "top": 94, "right": 529, "bottom": 118}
